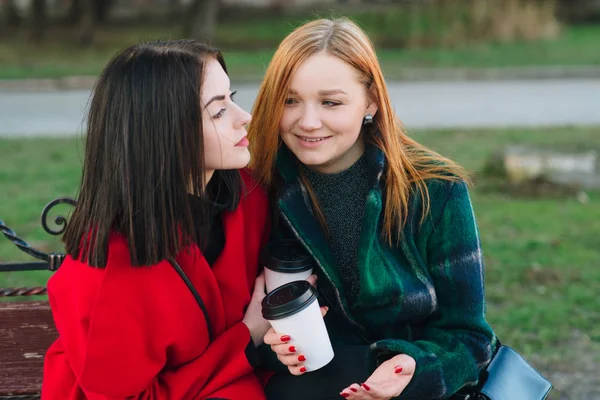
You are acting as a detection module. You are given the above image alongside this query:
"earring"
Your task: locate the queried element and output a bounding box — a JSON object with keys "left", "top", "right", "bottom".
{"left": 363, "top": 114, "right": 373, "bottom": 126}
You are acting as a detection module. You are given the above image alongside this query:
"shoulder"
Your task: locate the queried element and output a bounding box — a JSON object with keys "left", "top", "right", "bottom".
{"left": 424, "top": 178, "right": 468, "bottom": 204}
{"left": 49, "top": 233, "right": 177, "bottom": 303}
{"left": 409, "top": 178, "right": 471, "bottom": 230}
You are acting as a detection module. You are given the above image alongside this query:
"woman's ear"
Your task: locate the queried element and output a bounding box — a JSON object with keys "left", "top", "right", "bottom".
{"left": 366, "top": 101, "right": 378, "bottom": 118}
{"left": 366, "top": 86, "right": 379, "bottom": 117}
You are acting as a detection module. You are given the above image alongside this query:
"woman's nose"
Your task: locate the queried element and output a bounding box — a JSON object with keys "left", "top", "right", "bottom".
{"left": 236, "top": 105, "right": 252, "bottom": 127}
{"left": 298, "top": 107, "right": 322, "bottom": 131}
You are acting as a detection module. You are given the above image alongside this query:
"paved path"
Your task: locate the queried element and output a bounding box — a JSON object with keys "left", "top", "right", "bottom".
{"left": 1, "top": 79, "right": 599, "bottom": 136}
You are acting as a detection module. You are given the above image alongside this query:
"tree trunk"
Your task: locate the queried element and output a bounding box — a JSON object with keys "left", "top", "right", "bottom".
{"left": 78, "top": 0, "right": 96, "bottom": 46}
{"left": 30, "top": 0, "right": 47, "bottom": 43}
{"left": 184, "top": 0, "right": 219, "bottom": 44}
{"left": 5, "top": 0, "right": 22, "bottom": 27}
{"left": 93, "top": 0, "right": 112, "bottom": 24}
{"left": 64, "top": 0, "right": 83, "bottom": 25}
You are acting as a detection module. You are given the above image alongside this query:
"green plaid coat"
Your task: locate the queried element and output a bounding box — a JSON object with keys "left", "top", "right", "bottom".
{"left": 269, "top": 144, "right": 497, "bottom": 399}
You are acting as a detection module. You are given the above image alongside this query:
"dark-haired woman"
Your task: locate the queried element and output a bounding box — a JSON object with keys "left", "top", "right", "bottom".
{"left": 42, "top": 40, "right": 271, "bottom": 400}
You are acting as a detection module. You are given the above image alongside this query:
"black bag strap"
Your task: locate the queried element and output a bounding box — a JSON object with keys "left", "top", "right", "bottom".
{"left": 169, "top": 257, "right": 213, "bottom": 342}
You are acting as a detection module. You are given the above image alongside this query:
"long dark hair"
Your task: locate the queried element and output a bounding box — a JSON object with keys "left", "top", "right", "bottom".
{"left": 63, "top": 40, "right": 242, "bottom": 267}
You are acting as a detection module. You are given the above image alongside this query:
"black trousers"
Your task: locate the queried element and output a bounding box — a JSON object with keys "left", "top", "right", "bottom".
{"left": 265, "top": 345, "right": 373, "bottom": 400}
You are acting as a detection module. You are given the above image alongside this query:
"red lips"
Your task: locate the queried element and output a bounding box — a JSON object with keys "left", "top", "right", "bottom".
{"left": 235, "top": 136, "right": 249, "bottom": 147}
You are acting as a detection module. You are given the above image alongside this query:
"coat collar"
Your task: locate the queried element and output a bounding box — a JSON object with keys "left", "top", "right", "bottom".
{"left": 274, "top": 141, "right": 386, "bottom": 330}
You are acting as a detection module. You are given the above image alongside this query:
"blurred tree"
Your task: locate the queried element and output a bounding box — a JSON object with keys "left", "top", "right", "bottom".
{"left": 93, "top": 0, "right": 112, "bottom": 24}
{"left": 78, "top": 0, "right": 96, "bottom": 46}
{"left": 558, "top": 0, "right": 600, "bottom": 22}
{"left": 62, "top": 0, "right": 113, "bottom": 45}
{"left": 64, "top": 0, "right": 82, "bottom": 25}
{"left": 184, "top": 0, "right": 219, "bottom": 44}
{"left": 64, "top": 0, "right": 113, "bottom": 26}
{"left": 30, "top": 0, "right": 47, "bottom": 42}
{"left": 4, "top": 0, "right": 21, "bottom": 27}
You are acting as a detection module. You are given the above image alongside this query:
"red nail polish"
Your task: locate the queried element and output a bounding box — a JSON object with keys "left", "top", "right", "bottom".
{"left": 395, "top": 366, "right": 403, "bottom": 374}
{"left": 298, "top": 355, "right": 306, "bottom": 362}
{"left": 350, "top": 388, "right": 357, "bottom": 392}
{"left": 300, "top": 367, "right": 307, "bottom": 373}
{"left": 289, "top": 346, "right": 296, "bottom": 353}
{"left": 280, "top": 335, "right": 291, "bottom": 342}
{"left": 341, "top": 394, "right": 349, "bottom": 398}
{"left": 362, "top": 383, "right": 371, "bottom": 391}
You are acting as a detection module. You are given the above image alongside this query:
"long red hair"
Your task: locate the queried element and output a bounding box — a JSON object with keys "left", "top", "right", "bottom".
{"left": 248, "top": 18, "right": 468, "bottom": 244}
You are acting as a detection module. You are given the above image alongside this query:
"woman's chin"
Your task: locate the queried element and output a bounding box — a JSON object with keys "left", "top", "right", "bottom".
{"left": 296, "top": 154, "right": 329, "bottom": 170}
{"left": 231, "top": 152, "right": 251, "bottom": 170}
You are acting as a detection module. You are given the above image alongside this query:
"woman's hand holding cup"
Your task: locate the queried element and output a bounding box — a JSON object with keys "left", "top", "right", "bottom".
{"left": 263, "top": 304, "right": 328, "bottom": 375}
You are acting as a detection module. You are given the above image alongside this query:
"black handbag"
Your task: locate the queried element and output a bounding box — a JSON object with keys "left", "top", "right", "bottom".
{"left": 458, "top": 344, "right": 553, "bottom": 400}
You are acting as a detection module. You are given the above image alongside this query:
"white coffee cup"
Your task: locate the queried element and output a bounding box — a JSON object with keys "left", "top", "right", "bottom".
{"left": 262, "top": 239, "right": 314, "bottom": 293}
{"left": 262, "top": 280, "right": 334, "bottom": 372}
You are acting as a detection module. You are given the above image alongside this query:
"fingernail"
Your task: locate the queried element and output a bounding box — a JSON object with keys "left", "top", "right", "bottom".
{"left": 300, "top": 367, "right": 307, "bottom": 373}
{"left": 289, "top": 346, "right": 296, "bottom": 353}
{"left": 395, "top": 366, "right": 403, "bottom": 374}
{"left": 298, "top": 355, "right": 306, "bottom": 362}
{"left": 341, "top": 394, "right": 349, "bottom": 398}
{"left": 280, "top": 335, "right": 291, "bottom": 342}
{"left": 350, "top": 388, "right": 357, "bottom": 392}
{"left": 362, "top": 383, "right": 370, "bottom": 391}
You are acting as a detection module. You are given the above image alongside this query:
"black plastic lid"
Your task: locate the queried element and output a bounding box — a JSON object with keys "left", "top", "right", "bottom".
{"left": 261, "top": 280, "right": 317, "bottom": 320}
{"left": 261, "top": 239, "right": 314, "bottom": 273}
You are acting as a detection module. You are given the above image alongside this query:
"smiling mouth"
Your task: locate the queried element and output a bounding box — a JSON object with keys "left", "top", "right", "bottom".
{"left": 296, "top": 135, "right": 332, "bottom": 142}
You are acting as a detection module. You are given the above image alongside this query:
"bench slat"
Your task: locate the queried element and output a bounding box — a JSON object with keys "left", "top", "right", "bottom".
{"left": 0, "top": 301, "right": 56, "bottom": 396}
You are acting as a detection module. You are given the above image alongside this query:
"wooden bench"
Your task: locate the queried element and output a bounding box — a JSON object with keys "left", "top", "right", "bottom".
{"left": 0, "top": 198, "right": 73, "bottom": 399}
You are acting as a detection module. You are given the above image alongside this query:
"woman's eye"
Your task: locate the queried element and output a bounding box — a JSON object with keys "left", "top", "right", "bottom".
{"left": 230, "top": 90, "right": 237, "bottom": 102}
{"left": 323, "top": 100, "right": 341, "bottom": 107}
{"left": 213, "top": 108, "right": 226, "bottom": 119}
{"left": 284, "top": 98, "right": 297, "bottom": 105}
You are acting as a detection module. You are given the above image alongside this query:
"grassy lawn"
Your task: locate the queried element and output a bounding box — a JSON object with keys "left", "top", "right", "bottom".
{"left": 1, "top": 127, "right": 599, "bottom": 379}
{"left": 1, "top": 19, "right": 599, "bottom": 81}
{"left": 408, "top": 126, "right": 600, "bottom": 361}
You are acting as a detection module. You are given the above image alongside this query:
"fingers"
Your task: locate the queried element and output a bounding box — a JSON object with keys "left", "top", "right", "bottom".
{"left": 340, "top": 383, "right": 370, "bottom": 399}
{"left": 288, "top": 364, "right": 308, "bottom": 376}
{"left": 306, "top": 273, "right": 318, "bottom": 287}
{"left": 265, "top": 335, "right": 307, "bottom": 368}
{"left": 263, "top": 328, "right": 290, "bottom": 345}
{"left": 320, "top": 305, "right": 329, "bottom": 317}
{"left": 261, "top": 328, "right": 309, "bottom": 374}
{"left": 393, "top": 354, "right": 417, "bottom": 376}
{"left": 270, "top": 342, "right": 298, "bottom": 357}
{"left": 277, "top": 352, "right": 307, "bottom": 368}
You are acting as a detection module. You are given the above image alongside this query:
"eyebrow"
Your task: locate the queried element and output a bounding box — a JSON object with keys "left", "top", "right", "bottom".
{"left": 203, "top": 95, "right": 226, "bottom": 109}
{"left": 288, "top": 89, "right": 348, "bottom": 96}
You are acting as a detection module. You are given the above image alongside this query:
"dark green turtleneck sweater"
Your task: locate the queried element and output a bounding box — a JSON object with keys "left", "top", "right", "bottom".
{"left": 303, "top": 152, "right": 369, "bottom": 306}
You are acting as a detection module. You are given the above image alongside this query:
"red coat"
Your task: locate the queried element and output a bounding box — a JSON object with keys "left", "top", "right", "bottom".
{"left": 42, "top": 172, "right": 270, "bottom": 400}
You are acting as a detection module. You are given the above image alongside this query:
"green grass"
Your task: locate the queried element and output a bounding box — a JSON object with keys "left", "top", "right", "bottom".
{"left": 1, "top": 127, "right": 599, "bottom": 371}
{"left": 0, "top": 138, "right": 83, "bottom": 288}
{"left": 0, "top": 18, "right": 599, "bottom": 80}
{"left": 408, "top": 126, "right": 600, "bottom": 362}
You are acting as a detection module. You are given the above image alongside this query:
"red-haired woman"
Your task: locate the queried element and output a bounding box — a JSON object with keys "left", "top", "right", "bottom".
{"left": 248, "top": 18, "right": 497, "bottom": 400}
